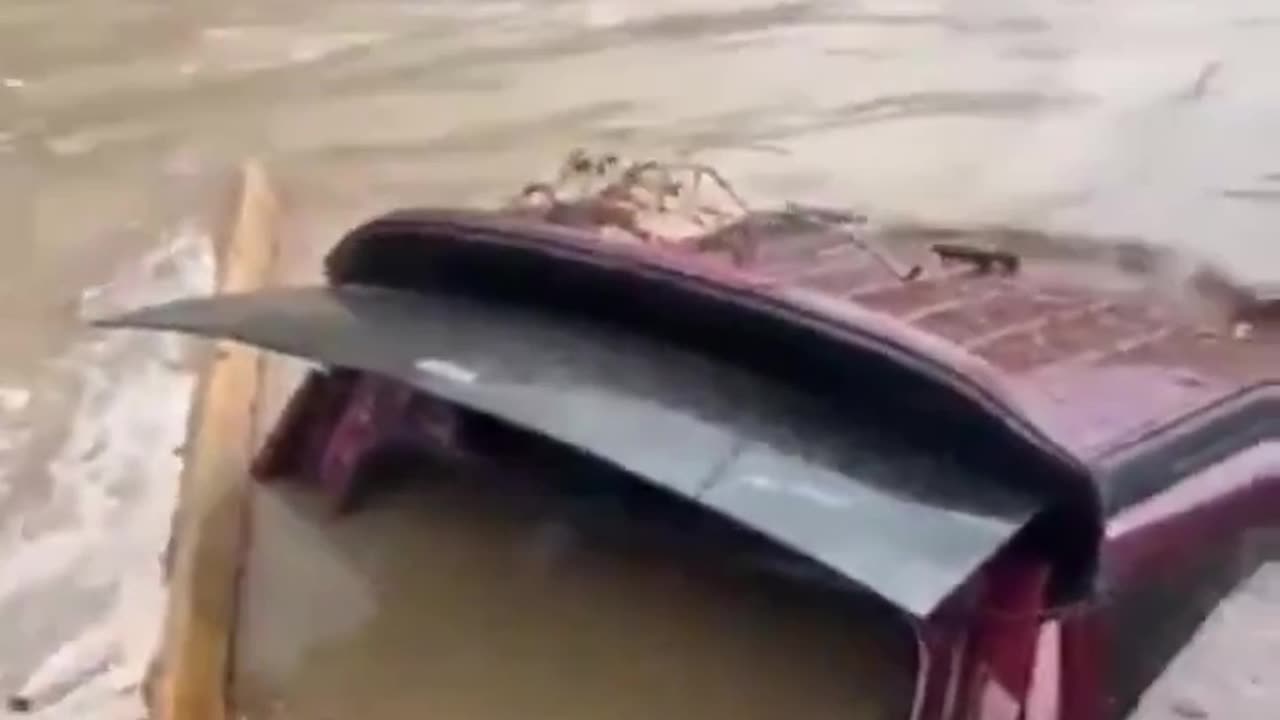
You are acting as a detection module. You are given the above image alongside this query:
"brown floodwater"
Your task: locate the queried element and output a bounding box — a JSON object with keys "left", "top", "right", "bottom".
{"left": 233, "top": 468, "right": 916, "bottom": 720}
{"left": 2, "top": 1, "right": 1279, "bottom": 718}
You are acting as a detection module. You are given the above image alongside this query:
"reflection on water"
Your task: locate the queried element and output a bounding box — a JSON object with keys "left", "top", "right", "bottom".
{"left": 2, "top": 0, "right": 1280, "bottom": 717}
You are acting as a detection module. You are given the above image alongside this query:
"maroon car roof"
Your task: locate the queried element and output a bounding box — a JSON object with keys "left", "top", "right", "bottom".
{"left": 327, "top": 207, "right": 1278, "bottom": 465}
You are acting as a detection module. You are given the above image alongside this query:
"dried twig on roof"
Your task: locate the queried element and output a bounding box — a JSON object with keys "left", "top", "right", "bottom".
{"left": 508, "top": 149, "right": 754, "bottom": 249}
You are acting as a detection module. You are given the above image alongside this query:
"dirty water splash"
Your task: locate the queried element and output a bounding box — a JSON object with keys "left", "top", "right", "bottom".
{"left": 0, "top": 231, "right": 212, "bottom": 718}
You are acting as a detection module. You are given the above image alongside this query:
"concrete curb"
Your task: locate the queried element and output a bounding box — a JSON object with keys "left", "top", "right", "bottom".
{"left": 148, "top": 160, "right": 280, "bottom": 720}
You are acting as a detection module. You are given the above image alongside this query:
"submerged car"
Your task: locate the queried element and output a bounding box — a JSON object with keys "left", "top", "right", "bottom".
{"left": 101, "top": 158, "right": 1278, "bottom": 719}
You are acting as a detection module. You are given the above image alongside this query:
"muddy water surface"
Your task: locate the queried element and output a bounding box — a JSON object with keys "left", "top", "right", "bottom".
{"left": 234, "top": 475, "right": 915, "bottom": 720}
{"left": 2, "top": 1, "right": 1279, "bottom": 718}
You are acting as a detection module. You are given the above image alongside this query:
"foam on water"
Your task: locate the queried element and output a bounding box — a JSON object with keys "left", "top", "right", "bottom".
{"left": 0, "top": 227, "right": 213, "bottom": 718}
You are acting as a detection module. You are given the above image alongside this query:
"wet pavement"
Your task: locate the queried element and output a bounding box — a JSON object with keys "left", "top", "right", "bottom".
{"left": 1, "top": 1, "right": 1278, "bottom": 717}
